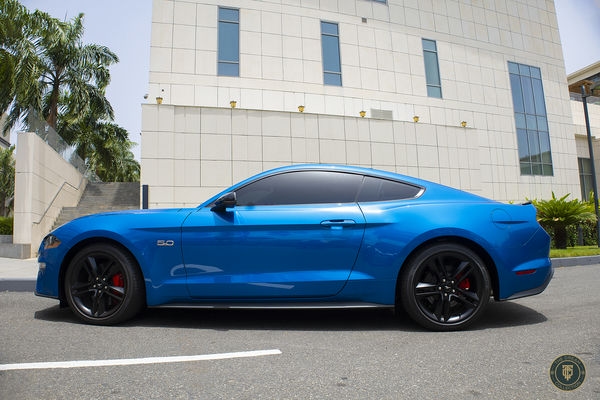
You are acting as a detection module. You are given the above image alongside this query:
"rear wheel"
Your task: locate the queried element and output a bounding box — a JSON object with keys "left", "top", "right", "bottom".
{"left": 64, "top": 243, "right": 145, "bottom": 325}
{"left": 399, "top": 243, "right": 491, "bottom": 331}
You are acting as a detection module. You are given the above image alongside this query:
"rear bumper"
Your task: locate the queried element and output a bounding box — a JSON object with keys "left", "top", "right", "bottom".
{"left": 503, "top": 262, "right": 553, "bottom": 300}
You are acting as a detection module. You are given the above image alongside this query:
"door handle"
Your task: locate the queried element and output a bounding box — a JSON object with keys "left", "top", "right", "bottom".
{"left": 321, "top": 219, "right": 356, "bottom": 228}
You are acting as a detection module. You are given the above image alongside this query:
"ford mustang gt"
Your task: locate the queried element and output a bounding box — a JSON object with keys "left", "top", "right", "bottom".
{"left": 35, "top": 164, "right": 552, "bottom": 331}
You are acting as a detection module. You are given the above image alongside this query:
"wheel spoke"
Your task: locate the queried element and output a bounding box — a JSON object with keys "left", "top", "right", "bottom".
{"left": 452, "top": 261, "right": 473, "bottom": 283}
{"left": 455, "top": 289, "right": 480, "bottom": 309}
{"left": 106, "top": 286, "right": 125, "bottom": 301}
{"left": 415, "top": 282, "right": 438, "bottom": 298}
{"left": 100, "top": 260, "right": 119, "bottom": 280}
{"left": 71, "top": 281, "right": 93, "bottom": 297}
{"left": 430, "top": 255, "right": 447, "bottom": 280}
{"left": 91, "top": 292, "right": 105, "bottom": 317}
{"left": 84, "top": 256, "right": 99, "bottom": 278}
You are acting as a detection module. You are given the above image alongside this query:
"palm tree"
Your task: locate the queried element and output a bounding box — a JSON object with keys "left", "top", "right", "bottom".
{"left": 1, "top": 1, "right": 139, "bottom": 182}
{"left": 0, "top": 146, "right": 15, "bottom": 217}
{"left": 532, "top": 192, "right": 596, "bottom": 249}
{"left": 1, "top": 2, "right": 118, "bottom": 133}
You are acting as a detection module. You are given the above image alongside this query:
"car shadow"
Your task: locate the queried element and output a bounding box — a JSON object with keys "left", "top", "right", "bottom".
{"left": 34, "top": 300, "right": 546, "bottom": 332}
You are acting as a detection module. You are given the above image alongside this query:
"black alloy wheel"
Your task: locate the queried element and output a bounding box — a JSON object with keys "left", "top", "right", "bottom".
{"left": 64, "top": 243, "right": 145, "bottom": 325}
{"left": 400, "top": 243, "right": 491, "bottom": 331}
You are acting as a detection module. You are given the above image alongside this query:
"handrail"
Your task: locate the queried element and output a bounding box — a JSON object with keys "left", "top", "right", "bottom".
{"left": 32, "top": 174, "right": 87, "bottom": 225}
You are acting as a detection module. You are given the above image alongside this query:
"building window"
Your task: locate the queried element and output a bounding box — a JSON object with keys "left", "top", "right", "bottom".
{"left": 218, "top": 7, "right": 239, "bottom": 77}
{"left": 422, "top": 39, "right": 442, "bottom": 98}
{"left": 578, "top": 158, "right": 593, "bottom": 200}
{"left": 321, "top": 21, "right": 342, "bottom": 86}
{"left": 508, "top": 62, "right": 553, "bottom": 176}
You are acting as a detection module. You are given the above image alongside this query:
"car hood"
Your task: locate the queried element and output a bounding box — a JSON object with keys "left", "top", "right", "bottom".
{"left": 51, "top": 208, "right": 194, "bottom": 238}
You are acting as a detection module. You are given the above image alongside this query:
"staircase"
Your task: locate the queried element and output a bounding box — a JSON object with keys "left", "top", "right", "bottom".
{"left": 53, "top": 182, "right": 140, "bottom": 229}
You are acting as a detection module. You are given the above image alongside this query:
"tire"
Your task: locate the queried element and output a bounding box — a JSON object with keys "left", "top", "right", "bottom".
{"left": 64, "top": 243, "right": 145, "bottom": 325}
{"left": 399, "top": 243, "right": 491, "bottom": 331}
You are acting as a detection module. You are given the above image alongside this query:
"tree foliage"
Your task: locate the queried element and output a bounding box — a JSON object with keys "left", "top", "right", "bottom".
{"left": 0, "top": 0, "right": 139, "bottom": 182}
{"left": 0, "top": 146, "right": 15, "bottom": 217}
{"left": 531, "top": 192, "right": 596, "bottom": 249}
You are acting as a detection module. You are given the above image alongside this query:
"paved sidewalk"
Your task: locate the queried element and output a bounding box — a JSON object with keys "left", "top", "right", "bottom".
{"left": 0, "top": 257, "right": 39, "bottom": 292}
{"left": 0, "top": 257, "right": 39, "bottom": 280}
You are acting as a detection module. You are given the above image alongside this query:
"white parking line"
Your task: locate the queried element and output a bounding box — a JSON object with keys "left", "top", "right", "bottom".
{"left": 0, "top": 349, "right": 282, "bottom": 371}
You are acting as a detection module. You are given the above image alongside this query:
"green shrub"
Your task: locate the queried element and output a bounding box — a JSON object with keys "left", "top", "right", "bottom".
{"left": 0, "top": 217, "right": 13, "bottom": 235}
{"left": 531, "top": 193, "right": 596, "bottom": 249}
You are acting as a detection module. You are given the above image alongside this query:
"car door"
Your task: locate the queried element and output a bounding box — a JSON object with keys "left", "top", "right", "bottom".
{"left": 181, "top": 170, "right": 366, "bottom": 299}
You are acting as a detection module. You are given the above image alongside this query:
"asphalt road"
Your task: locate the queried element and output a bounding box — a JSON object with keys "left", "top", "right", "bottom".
{"left": 1, "top": 265, "right": 599, "bottom": 399}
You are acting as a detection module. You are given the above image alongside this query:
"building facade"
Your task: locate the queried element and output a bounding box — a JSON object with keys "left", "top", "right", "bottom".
{"left": 141, "top": 0, "right": 580, "bottom": 208}
{"left": 568, "top": 61, "right": 600, "bottom": 200}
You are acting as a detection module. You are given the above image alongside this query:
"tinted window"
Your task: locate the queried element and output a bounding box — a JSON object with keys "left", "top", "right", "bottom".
{"left": 218, "top": 8, "right": 239, "bottom": 76}
{"left": 357, "top": 176, "right": 422, "bottom": 202}
{"left": 235, "top": 171, "right": 363, "bottom": 206}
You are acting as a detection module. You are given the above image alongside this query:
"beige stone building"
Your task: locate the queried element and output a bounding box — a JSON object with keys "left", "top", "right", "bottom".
{"left": 141, "top": 0, "right": 581, "bottom": 208}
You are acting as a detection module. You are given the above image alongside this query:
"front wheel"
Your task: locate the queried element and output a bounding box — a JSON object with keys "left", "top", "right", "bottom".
{"left": 399, "top": 243, "right": 491, "bottom": 331}
{"left": 64, "top": 243, "right": 145, "bottom": 325}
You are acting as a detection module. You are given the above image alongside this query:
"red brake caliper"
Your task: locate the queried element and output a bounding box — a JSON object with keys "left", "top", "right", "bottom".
{"left": 111, "top": 273, "right": 124, "bottom": 288}
{"left": 458, "top": 278, "right": 471, "bottom": 290}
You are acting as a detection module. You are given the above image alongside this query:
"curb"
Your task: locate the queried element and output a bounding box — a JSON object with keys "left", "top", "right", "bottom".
{"left": 551, "top": 255, "right": 600, "bottom": 268}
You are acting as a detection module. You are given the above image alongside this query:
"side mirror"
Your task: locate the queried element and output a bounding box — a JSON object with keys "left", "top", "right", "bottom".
{"left": 211, "top": 192, "right": 236, "bottom": 212}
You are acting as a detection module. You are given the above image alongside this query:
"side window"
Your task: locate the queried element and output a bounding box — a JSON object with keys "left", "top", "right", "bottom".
{"left": 357, "top": 176, "right": 422, "bottom": 202}
{"left": 235, "top": 171, "right": 363, "bottom": 206}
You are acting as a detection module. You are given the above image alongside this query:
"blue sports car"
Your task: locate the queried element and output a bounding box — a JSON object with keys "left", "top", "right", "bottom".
{"left": 35, "top": 164, "right": 552, "bottom": 331}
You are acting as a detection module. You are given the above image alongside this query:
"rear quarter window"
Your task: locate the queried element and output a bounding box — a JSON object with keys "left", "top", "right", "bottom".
{"left": 357, "top": 176, "right": 422, "bottom": 202}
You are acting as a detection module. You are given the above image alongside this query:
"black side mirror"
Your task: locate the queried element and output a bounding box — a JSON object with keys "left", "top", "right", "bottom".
{"left": 211, "top": 192, "right": 237, "bottom": 212}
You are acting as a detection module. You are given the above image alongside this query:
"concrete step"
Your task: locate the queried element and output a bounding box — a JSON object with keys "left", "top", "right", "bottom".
{"left": 53, "top": 182, "right": 140, "bottom": 230}
{"left": 0, "top": 243, "right": 32, "bottom": 259}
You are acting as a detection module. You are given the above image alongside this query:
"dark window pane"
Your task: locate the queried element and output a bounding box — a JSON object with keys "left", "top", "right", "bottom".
{"left": 521, "top": 162, "right": 533, "bottom": 175}
{"left": 219, "top": 8, "right": 239, "bottom": 22}
{"left": 218, "top": 7, "right": 239, "bottom": 77}
{"left": 521, "top": 76, "right": 535, "bottom": 115}
{"left": 422, "top": 39, "right": 442, "bottom": 98}
{"left": 235, "top": 171, "right": 363, "bottom": 206}
{"left": 509, "top": 74, "right": 524, "bottom": 112}
{"left": 321, "top": 21, "right": 342, "bottom": 86}
{"left": 517, "top": 129, "right": 530, "bottom": 161}
{"left": 537, "top": 116, "right": 548, "bottom": 132}
{"left": 422, "top": 39, "right": 437, "bottom": 52}
{"left": 508, "top": 62, "right": 519, "bottom": 74}
{"left": 218, "top": 62, "right": 239, "bottom": 76}
{"left": 424, "top": 52, "right": 441, "bottom": 85}
{"left": 218, "top": 22, "right": 239, "bottom": 62}
{"left": 528, "top": 130, "right": 541, "bottom": 162}
{"left": 526, "top": 114, "right": 537, "bottom": 130}
{"left": 519, "top": 64, "right": 530, "bottom": 76}
{"left": 508, "top": 61, "right": 552, "bottom": 176}
{"left": 358, "top": 176, "right": 422, "bottom": 202}
{"left": 324, "top": 72, "right": 342, "bottom": 86}
{"left": 322, "top": 35, "right": 341, "bottom": 72}
{"left": 539, "top": 134, "right": 552, "bottom": 163}
{"left": 427, "top": 85, "right": 442, "bottom": 98}
{"left": 321, "top": 21, "right": 338, "bottom": 35}
{"left": 515, "top": 113, "right": 526, "bottom": 129}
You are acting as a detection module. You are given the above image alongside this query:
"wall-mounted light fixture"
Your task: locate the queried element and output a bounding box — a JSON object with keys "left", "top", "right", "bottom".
{"left": 156, "top": 89, "right": 164, "bottom": 105}
{"left": 360, "top": 110, "right": 366, "bottom": 118}
{"left": 230, "top": 100, "right": 237, "bottom": 108}
{"left": 298, "top": 105, "right": 305, "bottom": 112}
{"left": 413, "top": 116, "right": 419, "bottom": 123}
{"left": 461, "top": 121, "right": 467, "bottom": 128}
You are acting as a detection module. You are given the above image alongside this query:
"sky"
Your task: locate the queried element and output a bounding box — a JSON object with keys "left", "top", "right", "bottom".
{"left": 18, "top": 0, "right": 600, "bottom": 160}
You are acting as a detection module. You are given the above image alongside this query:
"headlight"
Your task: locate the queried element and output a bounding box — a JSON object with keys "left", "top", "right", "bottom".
{"left": 42, "top": 234, "right": 62, "bottom": 250}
